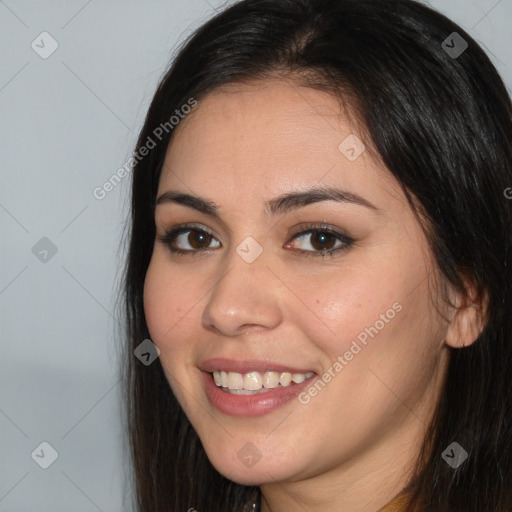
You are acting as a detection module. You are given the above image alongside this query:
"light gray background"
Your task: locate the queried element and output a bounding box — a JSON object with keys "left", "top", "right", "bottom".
{"left": 0, "top": 0, "right": 510, "bottom": 510}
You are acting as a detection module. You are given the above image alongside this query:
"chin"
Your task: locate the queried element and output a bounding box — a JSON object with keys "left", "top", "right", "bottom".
{"left": 203, "top": 443, "right": 299, "bottom": 485}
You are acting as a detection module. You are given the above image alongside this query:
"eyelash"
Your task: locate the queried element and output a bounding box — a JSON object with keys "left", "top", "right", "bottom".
{"left": 156, "top": 222, "right": 355, "bottom": 259}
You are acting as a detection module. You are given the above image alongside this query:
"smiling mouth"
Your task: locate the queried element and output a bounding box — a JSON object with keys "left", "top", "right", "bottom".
{"left": 211, "top": 370, "right": 315, "bottom": 394}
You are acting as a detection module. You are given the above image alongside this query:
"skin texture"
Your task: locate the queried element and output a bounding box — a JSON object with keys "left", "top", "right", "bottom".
{"left": 143, "top": 79, "right": 484, "bottom": 512}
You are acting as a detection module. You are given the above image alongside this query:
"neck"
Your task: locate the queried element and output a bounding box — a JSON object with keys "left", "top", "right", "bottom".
{"left": 258, "top": 409, "right": 426, "bottom": 512}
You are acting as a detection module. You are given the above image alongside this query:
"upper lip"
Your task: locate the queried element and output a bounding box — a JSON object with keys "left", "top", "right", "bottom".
{"left": 198, "top": 358, "right": 316, "bottom": 375}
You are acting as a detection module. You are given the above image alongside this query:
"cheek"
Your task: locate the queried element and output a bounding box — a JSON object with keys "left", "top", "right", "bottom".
{"left": 143, "top": 258, "right": 183, "bottom": 343}
{"left": 302, "top": 262, "right": 434, "bottom": 391}
{"left": 308, "top": 272, "right": 399, "bottom": 352}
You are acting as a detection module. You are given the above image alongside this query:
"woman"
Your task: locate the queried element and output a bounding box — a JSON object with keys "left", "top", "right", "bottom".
{"left": 118, "top": 0, "right": 512, "bottom": 510}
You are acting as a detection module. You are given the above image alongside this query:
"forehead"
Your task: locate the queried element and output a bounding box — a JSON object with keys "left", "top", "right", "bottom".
{"left": 158, "top": 79, "right": 403, "bottom": 212}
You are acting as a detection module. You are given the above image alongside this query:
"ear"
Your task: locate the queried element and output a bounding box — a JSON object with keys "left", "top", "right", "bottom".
{"left": 444, "top": 274, "right": 488, "bottom": 349}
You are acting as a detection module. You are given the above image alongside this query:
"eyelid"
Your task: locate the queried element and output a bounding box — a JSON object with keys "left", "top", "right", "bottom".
{"left": 287, "top": 222, "right": 353, "bottom": 242}
{"left": 156, "top": 222, "right": 217, "bottom": 241}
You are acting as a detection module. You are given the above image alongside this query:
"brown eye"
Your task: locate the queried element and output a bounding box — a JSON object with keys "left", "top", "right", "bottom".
{"left": 287, "top": 226, "right": 353, "bottom": 257}
{"left": 309, "top": 232, "right": 337, "bottom": 251}
{"left": 187, "top": 230, "right": 214, "bottom": 249}
{"left": 157, "top": 225, "right": 221, "bottom": 254}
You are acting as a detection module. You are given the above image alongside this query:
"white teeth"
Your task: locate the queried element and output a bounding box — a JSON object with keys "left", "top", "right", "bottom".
{"left": 212, "top": 370, "right": 314, "bottom": 392}
{"left": 244, "top": 371, "right": 262, "bottom": 391}
{"left": 279, "top": 372, "right": 292, "bottom": 386}
{"left": 227, "top": 372, "right": 244, "bottom": 389}
{"left": 263, "top": 371, "right": 279, "bottom": 389}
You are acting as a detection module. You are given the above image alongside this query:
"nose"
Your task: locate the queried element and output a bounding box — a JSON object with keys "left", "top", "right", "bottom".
{"left": 201, "top": 245, "right": 283, "bottom": 337}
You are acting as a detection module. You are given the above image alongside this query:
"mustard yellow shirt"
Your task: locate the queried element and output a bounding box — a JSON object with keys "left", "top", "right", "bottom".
{"left": 245, "top": 489, "right": 415, "bottom": 511}
{"left": 378, "top": 490, "right": 414, "bottom": 511}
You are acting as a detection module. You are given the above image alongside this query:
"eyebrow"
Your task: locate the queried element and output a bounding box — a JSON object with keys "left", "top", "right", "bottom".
{"left": 155, "top": 186, "right": 380, "bottom": 218}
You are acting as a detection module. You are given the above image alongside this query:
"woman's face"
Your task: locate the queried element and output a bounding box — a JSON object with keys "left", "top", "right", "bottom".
{"left": 143, "top": 79, "right": 451, "bottom": 491}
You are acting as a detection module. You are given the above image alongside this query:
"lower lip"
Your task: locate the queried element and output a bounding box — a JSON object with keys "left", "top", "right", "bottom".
{"left": 202, "top": 371, "right": 317, "bottom": 417}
